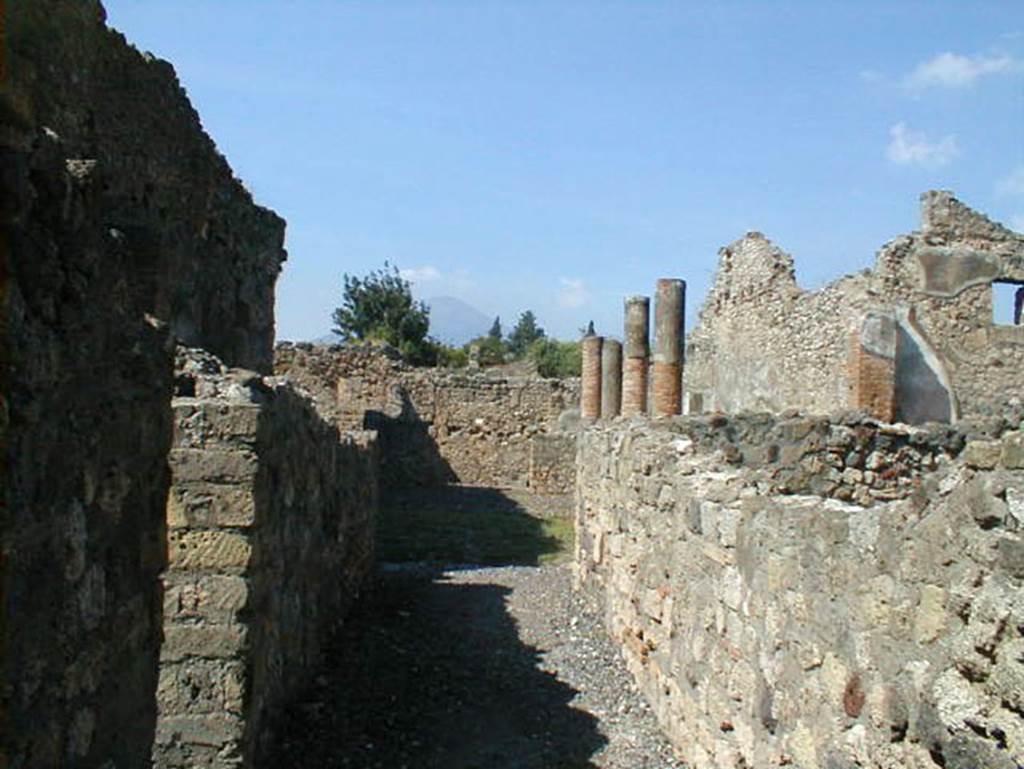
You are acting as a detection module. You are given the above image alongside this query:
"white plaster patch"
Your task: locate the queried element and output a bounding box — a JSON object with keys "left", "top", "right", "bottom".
{"left": 1007, "top": 486, "right": 1024, "bottom": 527}
{"left": 848, "top": 508, "right": 881, "bottom": 553}
{"left": 933, "top": 668, "right": 981, "bottom": 727}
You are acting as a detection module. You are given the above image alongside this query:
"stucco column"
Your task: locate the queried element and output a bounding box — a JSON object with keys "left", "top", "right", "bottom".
{"left": 580, "top": 334, "right": 603, "bottom": 420}
{"left": 622, "top": 296, "right": 650, "bottom": 416}
{"left": 600, "top": 339, "right": 622, "bottom": 419}
{"left": 652, "top": 278, "right": 685, "bottom": 417}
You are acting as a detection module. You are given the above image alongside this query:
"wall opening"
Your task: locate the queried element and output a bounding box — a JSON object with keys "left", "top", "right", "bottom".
{"left": 992, "top": 280, "right": 1024, "bottom": 326}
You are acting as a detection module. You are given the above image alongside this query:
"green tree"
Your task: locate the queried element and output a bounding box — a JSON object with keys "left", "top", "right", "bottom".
{"left": 530, "top": 338, "right": 581, "bottom": 378}
{"left": 507, "top": 310, "right": 545, "bottom": 357}
{"left": 467, "top": 334, "right": 507, "bottom": 366}
{"left": 436, "top": 344, "right": 468, "bottom": 368}
{"left": 488, "top": 316, "right": 503, "bottom": 341}
{"left": 331, "top": 262, "right": 436, "bottom": 365}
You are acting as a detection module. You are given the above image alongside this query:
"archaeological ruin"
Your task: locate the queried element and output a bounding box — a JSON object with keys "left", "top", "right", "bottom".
{"left": 686, "top": 191, "right": 1024, "bottom": 423}
{"left": 4, "top": 2, "right": 1024, "bottom": 768}
{"left": 572, "top": 193, "right": 1024, "bottom": 768}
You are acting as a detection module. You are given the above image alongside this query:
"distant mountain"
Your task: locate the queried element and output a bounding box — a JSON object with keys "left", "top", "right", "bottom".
{"left": 426, "top": 296, "right": 490, "bottom": 346}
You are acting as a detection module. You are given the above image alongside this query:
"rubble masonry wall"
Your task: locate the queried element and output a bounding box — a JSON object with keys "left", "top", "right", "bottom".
{"left": 274, "top": 343, "right": 580, "bottom": 491}
{"left": 576, "top": 413, "right": 1024, "bottom": 768}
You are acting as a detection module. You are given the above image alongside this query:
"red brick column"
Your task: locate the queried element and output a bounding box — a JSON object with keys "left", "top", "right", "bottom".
{"left": 849, "top": 313, "right": 897, "bottom": 422}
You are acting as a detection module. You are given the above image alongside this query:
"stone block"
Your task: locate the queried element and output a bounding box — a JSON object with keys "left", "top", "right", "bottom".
{"left": 163, "top": 575, "right": 250, "bottom": 623}
{"left": 161, "top": 625, "right": 248, "bottom": 662}
{"left": 963, "top": 439, "right": 1001, "bottom": 470}
{"left": 913, "top": 585, "right": 946, "bottom": 644}
{"left": 167, "top": 483, "right": 257, "bottom": 529}
{"left": 1007, "top": 486, "right": 1024, "bottom": 528}
{"left": 997, "top": 537, "right": 1024, "bottom": 579}
{"left": 173, "top": 400, "right": 262, "bottom": 449}
{"left": 167, "top": 530, "right": 252, "bottom": 572}
{"left": 1001, "top": 431, "right": 1024, "bottom": 469}
{"left": 988, "top": 638, "right": 1024, "bottom": 714}
{"left": 157, "top": 659, "right": 246, "bottom": 715}
{"left": 170, "top": 448, "right": 259, "bottom": 484}
{"left": 154, "top": 714, "right": 243, "bottom": 748}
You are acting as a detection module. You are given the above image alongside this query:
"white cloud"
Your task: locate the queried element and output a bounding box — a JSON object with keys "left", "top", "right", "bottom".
{"left": 557, "top": 278, "right": 588, "bottom": 309}
{"left": 905, "top": 52, "right": 1018, "bottom": 89}
{"left": 398, "top": 265, "right": 476, "bottom": 299}
{"left": 996, "top": 166, "right": 1024, "bottom": 197}
{"left": 399, "top": 265, "right": 442, "bottom": 283}
{"left": 886, "top": 122, "right": 958, "bottom": 168}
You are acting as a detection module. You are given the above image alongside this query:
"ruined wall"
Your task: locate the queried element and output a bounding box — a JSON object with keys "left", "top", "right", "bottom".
{"left": 3, "top": 3, "right": 286, "bottom": 765}
{"left": 687, "top": 192, "right": 1024, "bottom": 422}
{"left": 576, "top": 414, "right": 1024, "bottom": 769}
{"left": 155, "top": 350, "right": 377, "bottom": 768}
{"left": 275, "top": 343, "right": 580, "bottom": 489}
{"left": 529, "top": 433, "right": 578, "bottom": 494}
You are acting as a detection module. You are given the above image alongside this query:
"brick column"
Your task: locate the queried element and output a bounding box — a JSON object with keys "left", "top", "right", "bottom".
{"left": 622, "top": 296, "right": 649, "bottom": 416}
{"left": 849, "top": 312, "right": 897, "bottom": 422}
{"left": 601, "top": 339, "right": 622, "bottom": 419}
{"left": 652, "top": 278, "right": 685, "bottom": 417}
{"left": 581, "top": 334, "right": 603, "bottom": 420}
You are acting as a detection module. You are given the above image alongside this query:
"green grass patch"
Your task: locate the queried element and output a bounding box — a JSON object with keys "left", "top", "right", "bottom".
{"left": 378, "top": 490, "right": 574, "bottom": 566}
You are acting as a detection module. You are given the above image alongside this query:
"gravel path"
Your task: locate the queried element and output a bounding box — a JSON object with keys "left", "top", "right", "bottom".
{"left": 264, "top": 563, "right": 687, "bottom": 769}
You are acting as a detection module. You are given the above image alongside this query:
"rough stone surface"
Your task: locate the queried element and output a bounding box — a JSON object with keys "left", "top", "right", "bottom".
{"left": 687, "top": 192, "right": 1024, "bottom": 421}
{"left": 576, "top": 415, "right": 1024, "bottom": 769}
{"left": 274, "top": 343, "right": 580, "bottom": 489}
{"left": 4, "top": 3, "right": 285, "bottom": 767}
{"left": 155, "top": 349, "right": 378, "bottom": 768}
{"left": 528, "top": 433, "right": 578, "bottom": 495}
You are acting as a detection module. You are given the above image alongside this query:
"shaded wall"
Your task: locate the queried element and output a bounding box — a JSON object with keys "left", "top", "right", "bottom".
{"left": 275, "top": 343, "right": 580, "bottom": 488}
{"left": 3, "top": 2, "right": 285, "bottom": 765}
{"left": 576, "top": 415, "right": 1024, "bottom": 769}
{"left": 155, "top": 351, "right": 377, "bottom": 768}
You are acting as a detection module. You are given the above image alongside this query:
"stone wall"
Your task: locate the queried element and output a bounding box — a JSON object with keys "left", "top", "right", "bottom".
{"left": 576, "top": 414, "right": 1024, "bottom": 768}
{"left": 687, "top": 192, "right": 1024, "bottom": 422}
{"left": 4, "top": 2, "right": 286, "bottom": 766}
{"left": 529, "top": 433, "right": 578, "bottom": 494}
{"left": 155, "top": 350, "right": 377, "bottom": 768}
{"left": 275, "top": 343, "right": 580, "bottom": 489}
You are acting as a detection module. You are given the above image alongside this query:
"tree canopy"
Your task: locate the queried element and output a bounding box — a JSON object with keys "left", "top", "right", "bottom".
{"left": 331, "top": 262, "right": 436, "bottom": 364}
{"left": 530, "top": 338, "right": 580, "bottom": 378}
{"left": 507, "top": 310, "right": 545, "bottom": 356}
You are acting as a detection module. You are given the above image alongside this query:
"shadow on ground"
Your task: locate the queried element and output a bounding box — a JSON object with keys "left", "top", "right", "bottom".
{"left": 378, "top": 486, "right": 573, "bottom": 566}
{"left": 261, "top": 565, "right": 605, "bottom": 769}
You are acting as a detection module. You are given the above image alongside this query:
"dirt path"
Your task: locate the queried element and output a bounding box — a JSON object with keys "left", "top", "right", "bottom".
{"left": 263, "top": 563, "right": 686, "bottom": 769}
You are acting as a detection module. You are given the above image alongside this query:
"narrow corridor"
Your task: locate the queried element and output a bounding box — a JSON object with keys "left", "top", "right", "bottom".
{"left": 263, "top": 562, "right": 686, "bottom": 769}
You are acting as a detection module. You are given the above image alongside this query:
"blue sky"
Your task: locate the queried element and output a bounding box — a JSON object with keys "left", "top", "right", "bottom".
{"left": 103, "top": 1, "right": 1024, "bottom": 341}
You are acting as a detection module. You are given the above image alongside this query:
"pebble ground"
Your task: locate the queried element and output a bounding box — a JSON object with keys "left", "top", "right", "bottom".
{"left": 264, "top": 563, "right": 687, "bottom": 769}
